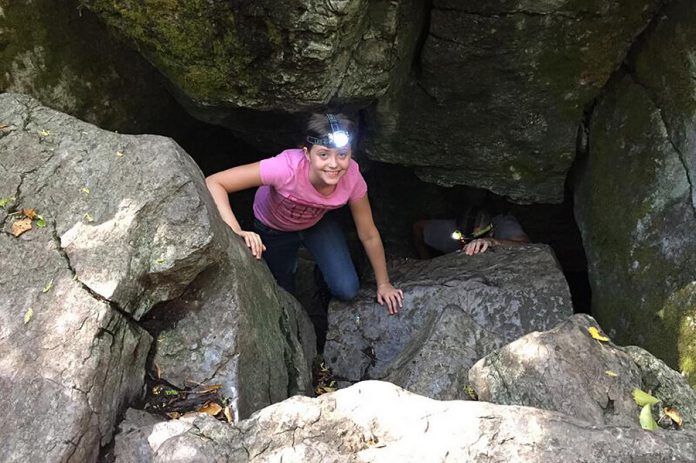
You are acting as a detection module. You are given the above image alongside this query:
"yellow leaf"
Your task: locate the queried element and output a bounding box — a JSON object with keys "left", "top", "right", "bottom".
{"left": 84, "top": 213, "right": 94, "bottom": 223}
{"left": 42, "top": 279, "right": 53, "bottom": 293}
{"left": 115, "top": 151, "right": 124, "bottom": 157}
{"left": 80, "top": 187, "right": 90, "bottom": 194}
{"left": 633, "top": 388, "right": 660, "bottom": 407}
{"left": 639, "top": 404, "right": 658, "bottom": 431}
{"left": 605, "top": 370, "right": 618, "bottom": 377}
{"left": 38, "top": 129, "right": 50, "bottom": 137}
{"left": 223, "top": 405, "right": 234, "bottom": 423}
{"left": 587, "top": 326, "right": 609, "bottom": 342}
{"left": 12, "top": 217, "right": 32, "bottom": 237}
{"left": 24, "top": 307, "right": 33, "bottom": 324}
{"left": 664, "top": 407, "right": 683, "bottom": 427}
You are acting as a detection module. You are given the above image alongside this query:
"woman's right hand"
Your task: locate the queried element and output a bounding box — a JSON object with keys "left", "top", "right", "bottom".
{"left": 235, "top": 230, "right": 266, "bottom": 259}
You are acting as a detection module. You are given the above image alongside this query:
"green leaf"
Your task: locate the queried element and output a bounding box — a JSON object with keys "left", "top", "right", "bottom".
{"left": 0, "top": 196, "right": 15, "bottom": 208}
{"left": 633, "top": 388, "right": 660, "bottom": 407}
{"left": 36, "top": 215, "right": 47, "bottom": 228}
{"left": 639, "top": 404, "right": 658, "bottom": 431}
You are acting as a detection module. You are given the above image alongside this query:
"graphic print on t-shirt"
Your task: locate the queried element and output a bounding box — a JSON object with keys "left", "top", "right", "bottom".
{"left": 278, "top": 193, "right": 336, "bottom": 221}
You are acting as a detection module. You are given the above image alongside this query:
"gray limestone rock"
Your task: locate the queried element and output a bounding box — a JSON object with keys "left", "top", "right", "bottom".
{"left": 0, "top": 93, "right": 315, "bottom": 461}
{"left": 575, "top": 0, "right": 696, "bottom": 386}
{"left": 114, "top": 381, "right": 696, "bottom": 463}
{"left": 324, "top": 244, "right": 572, "bottom": 399}
{"left": 468, "top": 314, "right": 696, "bottom": 428}
{"left": 365, "top": 0, "right": 662, "bottom": 203}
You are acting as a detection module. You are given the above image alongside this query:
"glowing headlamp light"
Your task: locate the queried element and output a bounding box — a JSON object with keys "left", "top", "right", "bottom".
{"left": 306, "top": 113, "right": 351, "bottom": 149}
{"left": 451, "top": 223, "right": 494, "bottom": 243}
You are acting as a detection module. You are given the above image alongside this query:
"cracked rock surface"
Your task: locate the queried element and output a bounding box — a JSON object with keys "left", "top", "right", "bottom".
{"left": 469, "top": 313, "right": 696, "bottom": 427}
{"left": 0, "top": 93, "right": 316, "bottom": 461}
{"left": 0, "top": 94, "right": 152, "bottom": 462}
{"left": 575, "top": 1, "right": 696, "bottom": 387}
{"left": 365, "top": 0, "right": 662, "bottom": 203}
{"left": 323, "top": 244, "right": 572, "bottom": 399}
{"left": 115, "top": 380, "right": 696, "bottom": 463}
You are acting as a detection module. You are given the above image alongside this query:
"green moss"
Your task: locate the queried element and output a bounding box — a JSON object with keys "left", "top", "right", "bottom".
{"left": 662, "top": 283, "right": 696, "bottom": 387}
{"left": 86, "top": 0, "right": 257, "bottom": 104}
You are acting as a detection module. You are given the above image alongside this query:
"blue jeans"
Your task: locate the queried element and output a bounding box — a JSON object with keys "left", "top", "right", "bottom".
{"left": 254, "top": 211, "right": 360, "bottom": 301}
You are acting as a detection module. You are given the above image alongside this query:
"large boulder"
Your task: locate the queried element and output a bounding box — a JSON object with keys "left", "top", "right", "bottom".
{"left": 365, "top": 0, "right": 662, "bottom": 203}
{"left": 82, "top": 0, "right": 425, "bottom": 150}
{"left": 0, "top": 0, "right": 191, "bottom": 135}
{"left": 0, "top": 93, "right": 314, "bottom": 461}
{"left": 113, "top": 381, "right": 696, "bottom": 463}
{"left": 469, "top": 314, "right": 696, "bottom": 427}
{"left": 149, "top": 273, "right": 316, "bottom": 420}
{"left": 575, "top": 0, "right": 696, "bottom": 386}
{"left": 323, "top": 244, "right": 573, "bottom": 399}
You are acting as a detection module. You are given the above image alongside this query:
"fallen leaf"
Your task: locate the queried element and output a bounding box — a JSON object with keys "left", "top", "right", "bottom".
{"left": 154, "top": 362, "right": 161, "bottom": 379}
{"left": 42, "top": 279, "right": 53, "bottom": 293}
{"left": 166, "top": 412, "right": 181, "bottom": 420}
{"left": 197, "top": 402, "right": 222, "bottom": 416}
{"left": 116, "top": 151, "right": 124, "bottom": 157}
{"left": 84, "top": 213, "right": 94, "bottom": 222}
{"left": 35, "top": 216, "right": 47, "bottom": 228}
{"left": 223, "top": 405, "right": 233, "bottom": 423}
{"left": 23, "top": 307, "right": 33, "bottom": 324}
{"left": 80, "top": 187, "right": 90, "bottom": 194}
{"left": 38, "top": 129, "right": 50, "bottom": 137}
{"left": 21, "top": 208, "right": 38, "bottom": 219}
{"left": 12, "top": 217, "right": 32, "bottom": 237}
{"left": 0, "top": 123, "right": 8, "bottom": 129}
{"left": 639, "top": 404, "right": 658, "bottom": 431}
{"left": 633, "top": 388, "right": 660, "bottom": 407}
{"left": 663, "top": 407, "right": 683, "bottom": 427}
{"left": 588, "top": 326, "right": 609, "bottom": 342}
{"left": 464, "top": 385, "right": 479, "bottom": 400}
{"left": 605, "top": 370, "right": 618, "bottom": 377}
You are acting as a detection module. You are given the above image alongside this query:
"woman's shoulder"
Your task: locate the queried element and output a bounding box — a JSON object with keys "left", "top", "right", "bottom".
{"left": 264, "top": 148, "right": 304, "bottom": 169}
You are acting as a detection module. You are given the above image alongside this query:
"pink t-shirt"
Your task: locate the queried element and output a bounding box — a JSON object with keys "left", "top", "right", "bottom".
{"left": 253, "top": 149, "right": 368, "bottom": 231}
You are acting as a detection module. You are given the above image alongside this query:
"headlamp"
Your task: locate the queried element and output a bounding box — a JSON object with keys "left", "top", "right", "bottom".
{"left": 306, "top": 113, "right": 351, "bottom": 149}
{"left": 451, "top": 223, "right": 494, "bottom": 243}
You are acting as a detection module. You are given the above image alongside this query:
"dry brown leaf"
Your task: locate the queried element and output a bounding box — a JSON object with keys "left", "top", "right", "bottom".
{"left": 166, "top": 412, "right": 181, "bottom": 420}
{"left": 21, "top": 208, "right": 38, "bottom": 219}
{"left": 154, "top": 362, "right": 161, "bottom": 379}
{"left": 0, "top": 123, "right": 8, "bottom": 130}
{"left": 12, "top": 217, "right": 32, "bottom": 237}
{"left": 223, "top": 405, "right": 234, "bottom": 423}
{"left": 197, "top": 402, "right": 223, "bottom": 416}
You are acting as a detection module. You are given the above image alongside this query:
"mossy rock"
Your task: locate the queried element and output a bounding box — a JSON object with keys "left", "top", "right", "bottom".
{"left": 0, "top": 0, "right": 190, "bottom": 134}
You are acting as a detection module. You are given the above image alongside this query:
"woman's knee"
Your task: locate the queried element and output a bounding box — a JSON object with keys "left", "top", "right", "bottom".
{"left": 328, "top": 273, "right": 359, "bottom": 301}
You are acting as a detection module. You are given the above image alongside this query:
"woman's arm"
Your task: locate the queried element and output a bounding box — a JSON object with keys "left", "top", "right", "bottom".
{"left": 349, "top": 195, "right": 404, "bottom": 314}
{"left": 205, "top": 162, "right": 266, "bottom": 259}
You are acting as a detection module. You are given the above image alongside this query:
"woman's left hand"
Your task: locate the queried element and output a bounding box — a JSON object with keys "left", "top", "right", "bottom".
{"left": 377, "top": 282, "right": 404, "bottom": 315}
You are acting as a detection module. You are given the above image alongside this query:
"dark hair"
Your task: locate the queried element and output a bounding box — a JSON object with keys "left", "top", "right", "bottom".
{"left": 303, "top": 113, "right": 356, "bottom": 149}
{"left": 455, "top": 206, "right": 493, "bottom": 238}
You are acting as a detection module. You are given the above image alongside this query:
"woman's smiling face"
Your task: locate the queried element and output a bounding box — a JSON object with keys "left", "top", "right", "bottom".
{"left": 305, "top": 144, "right": 352, "bottom": 190}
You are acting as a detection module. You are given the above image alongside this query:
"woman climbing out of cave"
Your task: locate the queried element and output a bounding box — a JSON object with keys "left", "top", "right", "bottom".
{"left": 205, "top": 112, "right": 404, "bottom": 315}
